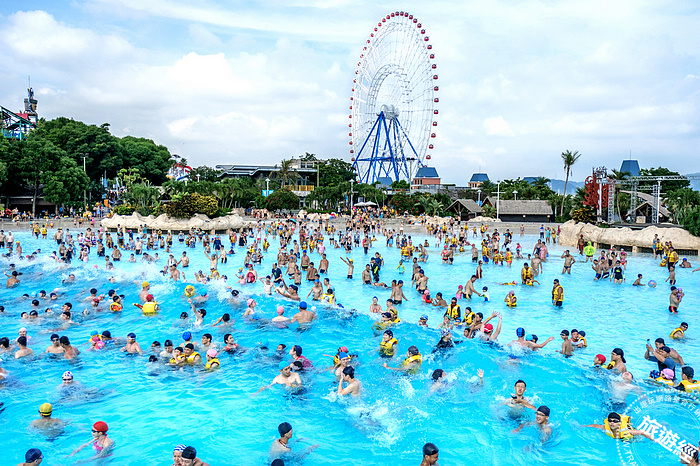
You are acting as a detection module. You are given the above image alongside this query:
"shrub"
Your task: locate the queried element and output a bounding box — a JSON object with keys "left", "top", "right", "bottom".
{"left": 265, "top": 188, "right": 300, "bottom": 211}
{"left": 114, "top": 204, "right": 136, "bottom": 215}
{"left": 164, "top": 193, "right": 218, "bottom": 218}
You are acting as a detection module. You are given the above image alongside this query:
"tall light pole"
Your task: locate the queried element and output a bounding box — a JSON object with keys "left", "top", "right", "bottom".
{"left": 513, "top": 189, "right": 518, "bottom": 200}
{"left": 496, "top": 181, "right": 501, "bottom": 219}
{"left": 477, "top": 189, "right": 481, "bottom": 205}
{"left": 265, "top": 178, "right": 270, "bottom": 197}
{"left": 349, "top": 179, "right": 354, "bottom": 210}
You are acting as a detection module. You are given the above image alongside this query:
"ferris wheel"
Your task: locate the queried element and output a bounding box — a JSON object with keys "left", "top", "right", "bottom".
{"left": 349, "top": 11, "right": 438, "bottom": 184}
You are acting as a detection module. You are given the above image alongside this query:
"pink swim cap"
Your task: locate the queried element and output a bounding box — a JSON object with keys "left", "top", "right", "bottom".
{"left": 207, "top": 349, "right": 217, "bottom": 358}
{"left": 247, "top": 299, "right": 254, "bottom": 306}
{"left": 277, "top": 306, "right": 284, "bottom": 315}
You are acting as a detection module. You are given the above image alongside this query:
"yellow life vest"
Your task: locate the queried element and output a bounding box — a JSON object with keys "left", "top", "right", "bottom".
{"left": 402, "top": 354, "right": 423, "bottom": 367}
{"left": 654, "top": 377, "right": 674, "bottom": 386}
{"left": 185, "top": 351, "right": 201, "bottom": 365}
{"left": 185, "top": 286, "right": 195, "bottom": 297}
{"left": 445, "top": 304, "right": 460, "bottom": 320}
{"left": 655, "top": 242, "right": 663, "bottom": 251}
{"left": 679, "top": 379, "right": 700, "bottom": 392}
{"left": 380, "top": 338, "right": 398, "bottom": 355}
{"left": 523, "top": 268, "right": 533, "bottom": 279}
{"left": 606, "top": 361, "right": 616, "bottom": 370}
{"left": 41, "top": 228, "right": 47, "bottom": 234}
{"left": 604, "top": 415, "right": 633, "bottom": 440}
{"left": 321, "top": 294, "right": 335, "bottom": 305}
{"left": 670, "top": 328, "right": 684, "bottom": 339}
{"left": 464, "top": 310, "right": 477, "bottom": 325}
{"left": 578, "top": 337, "right": 587, "bottom": 348}
{"left": 109, "top": 302, "right": 122, "bottom": 312}
{"left": 660, "top": 259, "right": 667, "bottom": 267}
{"left": 142, "top": 301, "right": 157, "bottom": 316}
{"left": 505, "top": 252, "right": 512, "bottom": 261}
{"left": 553, "top": 286, "right": 564, "bottom": 301}
{"left": 506, "top": 296, "right": 517, "bottom": 307}
{"left": 170, "top": 356, "right": 184, "bottom": 365}
{"left": 205, "top": 358, "right": 220, "bottom": 370}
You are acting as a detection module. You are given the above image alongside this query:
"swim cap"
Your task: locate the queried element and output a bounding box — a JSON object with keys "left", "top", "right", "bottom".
{"left": 423, "top": 443, "right": 439, "bottom": 456}
{"left": 278, "top": 422, "right": 293, "bottom": 436}
{"left": 537, "top": 405, "right": 551, "bottom": 416}
{"left": 607, "top": 412, "right": 621, "bottom": 422}
{"left": 661, "top": 368, "right": 674, "bottom": 379}
{"left": 181, "top": 446, "right": 196, "bottom": 460}
{"left": 279, "top": 361, "right": 290, "bottom": 371}
{"left": 91, "top": 330, "right": 98, "bottom": 336}
{"left": 595, "top": 354, "right": 606, "bottom": 364}
{"left": 183, "top": 331, "right": 192, "bottom": 340}
{"left": 271, "top": 460, "right": 285, "bottom": 466}
{"left": 39, "top": 403, "right": 52, "bottom": 415}
{"left": 299, "top": 301, "right": 308, "bottom": 309}
{"left": 420, "top": 314, "right": 428, "bottom": 321}
{"left": 199, "top": 289, "right": 207, "bottom": 296}
{"left": 293, "top": 345, "right": 302, "bottom": 356}
{"left": 516, "top": 327, "right": 525, "bottom": 337}
{"left": 525, "top": 335, "right": 534, "bottom": 341}
{"left": 142, "top": 281, "right": 150, "bottom": 288}
{"left": 483, "top": 323, "right": 494, "bottom": 333}
{"left": 146, "top": 294, "right": 154, "bottom": 301}
{"left": 25, "top": 449, "right": 42, "bottom": 462}
{"left": 381, "top": 312, "right": 392, "bottom": 318}
{"left": 247, "top": 299, "right": 254, "bottom": 306}
{"left": 440, "top": 328, "right": 451, "bottom": 337}
{"left": 206, "top": 349, "right": 217, "bottom": 358}
{"left": 338, "top": 346, "right": 349, "bottom": 353}
{"left": 173, "top": 444, "right": 186, "bottom": 452}
{"left": 102, "top": 330, "right": 112, "bottom": 338}
{"left": 338, "top": 352, "right": 349, "bottom": 360}
{"left": 127, "top": 332, "right": 136, "bottom": 339}
{"left": 63, "top": 371, "right": 73, "bottom": 379}
{"left": 277, "top": 307, "right": 284, "bottom": 315}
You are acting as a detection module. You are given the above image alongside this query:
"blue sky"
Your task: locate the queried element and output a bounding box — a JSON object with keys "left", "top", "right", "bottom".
{"left": 1, "top": 1, "right": 699, "bottom": 184}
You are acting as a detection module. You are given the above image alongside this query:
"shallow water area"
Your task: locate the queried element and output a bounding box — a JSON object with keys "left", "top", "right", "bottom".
{"left": 0, "top": 226, "right": 698, "bottom": 465}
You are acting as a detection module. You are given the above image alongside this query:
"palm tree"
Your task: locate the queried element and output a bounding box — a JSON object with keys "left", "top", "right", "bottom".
{"left": 560, "top": 150, "right": 581, "bottom": 212}
{"left": 275, "top": 159, "right": 299, "bottom": 187}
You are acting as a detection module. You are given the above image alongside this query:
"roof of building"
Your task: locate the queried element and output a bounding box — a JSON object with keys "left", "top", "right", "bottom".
{"left": 216, "top": 164, "right": 316, "bottom": 177}
{"left": 620, "top": 160, "right": 640, "bottom": 177}
{"left": 415, "top": 166, "right": 440, "bottom": 179}
{"left": 482, "top": 198, "right": 553, "bottom": 215}
{"left": 446, "top": 199, "right": 482, "bottom": 214}
{"left": 469, "top": 173, "right": 489, "bottom": 182}
{"left": 620, "top": 190, "right": 671, "bottom": 217}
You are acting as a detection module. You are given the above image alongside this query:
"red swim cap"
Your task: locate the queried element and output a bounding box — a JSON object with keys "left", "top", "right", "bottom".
{"left": 93, "top": 421, "right": 109, "bottom": 432}
{"left": 146, "top": 294, "right": 154, "bottom": 301}
{"left": 595, "top": 354, "right": 606, "bottom": 364}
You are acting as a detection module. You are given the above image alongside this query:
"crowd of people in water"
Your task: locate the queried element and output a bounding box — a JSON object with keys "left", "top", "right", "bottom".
{"left": 2, "top": 216, "right": 699, "bottom": 465}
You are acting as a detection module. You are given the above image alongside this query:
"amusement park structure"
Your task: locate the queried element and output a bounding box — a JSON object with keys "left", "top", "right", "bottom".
{"left": 348, "top": 11, "right": 437, "bottom": 184}
{"left": 584, "top": 167, "right": 700, "bottom": 224}
{"left": 1, "top": 85, "right": 38, "bottom": 140}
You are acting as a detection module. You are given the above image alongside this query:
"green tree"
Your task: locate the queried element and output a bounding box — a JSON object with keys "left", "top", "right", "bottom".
{"left": 119, "top": 136, "right": 173, "bottom": 184}
{"left": 391, "top": 180, "right": 410, "bottom": 190}
{"left": 188, "top": 165, "right": 223, "bottom": 182}
{"left": 275, "top": 159, "right": 300, "bottom": 187}
{"left": 265, "top": 187, "right": 300, "bottom": 211}
{"left": 561, "top": 150, "right": 582, "bottom": 212}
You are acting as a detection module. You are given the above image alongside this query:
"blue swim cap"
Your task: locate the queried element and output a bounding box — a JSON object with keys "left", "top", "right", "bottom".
{"left": 299, "top": 301, "right": 308, "bottom": 309}
{"left": 525, "top": 334, "right": 534, "bottom": 341}
{"left": 127, "top": 332, "right": 136, "bottom": 339}
{"left": 516, "top": 327, "right": 525, "bottom": 337}
{"left": 200, "top": 289, "right": 208, "bottom": 296}
{"left": 338, "top": 352, "right": 349, "bottom": 360}
{"left": 420, "top": 314, "right": 428, "bottom": 320}
{"left": 183, "top": 331, "right": 192, "bottom": 340}
{"left": 279, "top": 361, "right": 290, "bottom": 371}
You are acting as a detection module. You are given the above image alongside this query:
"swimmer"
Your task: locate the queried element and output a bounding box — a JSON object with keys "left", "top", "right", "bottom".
{"left": 670, "top": 322, "right": 688, "bottom": 340}
{"left": 204, "top": 349, "right": 220, "bottom": 370}
{"left": 271, "top": 306, "right": 291, "bottom": 328}
{"left": 15, "top": 336, "right": 34, "bottom": 359}
{"left": 18, "top": 448, "right": 43, "bottom": 466}
{"left": 510, "top": 327, "right": 554, "bottom": 351}
{"left": 69, "top": 421, "right": 114, "bottom": 458}
{"left": 556, "top": 330, "right": 573, "bottom": 357}
{"left": 29, "top": 403, "right": 65, "bottom": 435}
{"left": 512, "top": 405, "right": 552, "bottom": 441}
{"left": 585, "top": 412, "right": 653, "bottom": 440}
{"left": 561, "top": 250, "right": 575, "bottom": 274}
{"left": 632, "top": 274, "right": 643, "bottom": 286}
{"left": 291, "top": 301, "right": 316, "bottom": 324}
{"left": 418, "top": 314, "right": 429, "bottom": 327}
{"left": 592, "top": 354, "right": 606, "bottom": 368}
{"left": 606, "top": 348, "right": 627, "bottom": 373}
{"left": 290, "top": 345, "right": 313, "bottom": 369}
{"left": 256, "top": 361, "right": 303, "bottom": 394}
{"left": 379, "top": 329, "right": 398, "bottom": 357}
{"left": 337, "top": 366, "right": 362, "bottom": 396}
{"left": 419, "top": 443, "right": 439, "bottom": 466}
{"left": 120, "top": 333, "right": 143, "bottom": 354}
{"left": 383, "top": 345, "right": 422, "bottom": 374}
{"left": 504, "top": 379, "right": 536, "bottom": 410}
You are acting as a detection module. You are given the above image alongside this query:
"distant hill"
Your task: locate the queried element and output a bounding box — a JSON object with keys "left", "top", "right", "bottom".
{"left": 548, "top": 179, "right": 584, "bottom": 195}
{"left": 685, "top": 173, "right": 700, "bottom": 191}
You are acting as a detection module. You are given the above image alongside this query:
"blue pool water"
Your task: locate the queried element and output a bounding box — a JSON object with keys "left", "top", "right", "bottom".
{"left": 0, "top": 227, "right": 698, "bottom": 465}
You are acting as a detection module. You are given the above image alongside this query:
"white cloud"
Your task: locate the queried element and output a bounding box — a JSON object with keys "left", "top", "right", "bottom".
{"left": 483, "top": 116, "right": 515, "bottom": 137}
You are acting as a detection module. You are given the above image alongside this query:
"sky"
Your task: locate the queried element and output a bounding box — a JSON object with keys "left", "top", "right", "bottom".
{"left": 1, "top": 0, "right": 699, "bottom": 184}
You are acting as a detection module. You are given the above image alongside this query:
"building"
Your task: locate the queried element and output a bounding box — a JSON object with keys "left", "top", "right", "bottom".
{"left": 216, "top": 160, "right": 318, "bottom": 198}
{"left": 411, "top": 166, "right": 441, "bottom": 192}
{"left": 481, "top": 197, "right": 553, "bottom": 222}
{"left": 620, "top": 160, "right": 640, "bottom": 177}
{"left": 446, "top": 199, "right": 482, "bottom": 220}
{"left": 468, "top": 173, "right": 489, "bottom": 188}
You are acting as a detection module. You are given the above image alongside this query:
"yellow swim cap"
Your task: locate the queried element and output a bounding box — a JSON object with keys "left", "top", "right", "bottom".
{"left": 39, "top": 403, "right": 53, "bottom": 415}
{"left": 142, "top": 281, "right": 150, "bottom": 288}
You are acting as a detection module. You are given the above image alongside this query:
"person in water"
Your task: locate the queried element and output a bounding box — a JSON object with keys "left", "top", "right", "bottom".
{"left": 419, "top": 443, "right": 439, "bottom": 466}
{"left": 512, "top": 405, "right": 552, "bottom": 441}
{"left": 585, "top": 412, "right": 653, "bottom": 440}
{"left": 69, "top": 421, "right": 114, "bottom": 458}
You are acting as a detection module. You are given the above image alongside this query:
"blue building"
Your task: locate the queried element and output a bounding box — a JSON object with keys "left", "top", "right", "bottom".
{"left": 620, "top": 160, "right": 640, "bottom": 177}
{"left": 469, "top": 173, "right": 489, "bottom": 188}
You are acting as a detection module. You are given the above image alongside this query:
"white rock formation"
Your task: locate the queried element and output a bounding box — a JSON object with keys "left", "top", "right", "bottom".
{"left": 101, "top": 212, "right": 244, "bottom": 231}
{"left": 558, "top": 220, "right": 700, "bottom": 251}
